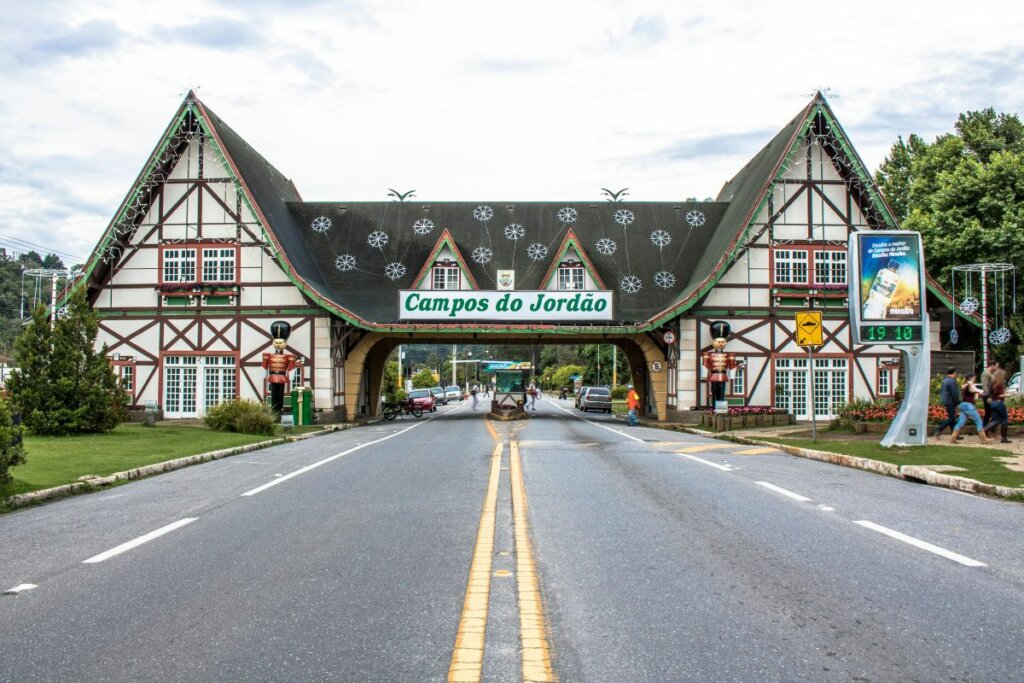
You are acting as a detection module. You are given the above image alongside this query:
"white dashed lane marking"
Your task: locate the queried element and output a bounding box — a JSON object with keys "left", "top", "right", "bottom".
{"left": 854, "top": 520, "right": 987, "bottom": 568}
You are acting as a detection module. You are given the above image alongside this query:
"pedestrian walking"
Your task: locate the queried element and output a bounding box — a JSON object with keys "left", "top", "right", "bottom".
{"left": 626, "top": 384, "right": 640, "bottom": 426}
{"left": 471, "top": 383, "right": 479, "bottom": 410}
{"left": 982, "top": 378, "right": 1013, "bottom": 444}
{"left": 980, "top": 361, "right": 998, "bottom": 427}
{"left": 526, "top": 380, "right": 537, "bottom": 410}
{"left": 932, "top": 367, "right": 960, "bottom": 438}
{"left": 951, "top": 373, "right": 990, "bottom": 443}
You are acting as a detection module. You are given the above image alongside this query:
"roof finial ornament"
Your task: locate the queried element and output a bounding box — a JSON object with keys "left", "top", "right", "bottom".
{"left": 803, "top": 87, "right": 837, "bottom": 101}
{"left": 600, "top": 188, "right": 629, "bottom": 202}
{"left": 387, "top": 189, "right": 416, "bottom": 202}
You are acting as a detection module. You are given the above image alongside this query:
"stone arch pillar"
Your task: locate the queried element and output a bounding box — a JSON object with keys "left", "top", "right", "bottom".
{"left": 342, "top": 333, "right": 400, "bottom": 419}
{"left": 619, "top": 334, "right": 668, "bottom": 421}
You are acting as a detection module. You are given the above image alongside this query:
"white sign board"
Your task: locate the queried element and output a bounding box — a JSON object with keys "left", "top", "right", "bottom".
{"left": 399, "top": 290, "right": 613, "bottom": 321}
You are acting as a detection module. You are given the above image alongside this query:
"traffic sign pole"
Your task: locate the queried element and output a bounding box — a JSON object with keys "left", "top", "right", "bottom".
{"left": 809, "top": 345, "right": 816, "bottom": 442}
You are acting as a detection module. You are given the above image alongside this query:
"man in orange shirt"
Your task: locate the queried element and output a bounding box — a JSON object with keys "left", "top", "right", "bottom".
{"left": 626, "top": 384, "right": 640, "bottom": 426}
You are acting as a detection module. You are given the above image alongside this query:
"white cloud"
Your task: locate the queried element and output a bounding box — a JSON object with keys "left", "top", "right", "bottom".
{"left": 1, "top": 0, "right": 1023, "bottom": 260}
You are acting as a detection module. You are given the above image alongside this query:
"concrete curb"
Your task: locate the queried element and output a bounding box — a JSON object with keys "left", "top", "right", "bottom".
{"left": 669, "top": 426, "right": 1024, "bottom": 502}
{"left": 3, "top": 424, "right": 356, "bottom": 511}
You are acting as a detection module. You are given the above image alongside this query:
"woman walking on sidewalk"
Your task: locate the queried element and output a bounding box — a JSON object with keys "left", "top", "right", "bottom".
{"left": 951, "top": 373, "right": 990, "bottom": 443}
{"left": 983, "top": 379, "right": 1013, "bottom": 444}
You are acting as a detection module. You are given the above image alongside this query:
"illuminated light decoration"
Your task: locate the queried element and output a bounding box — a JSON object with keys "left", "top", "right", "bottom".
{"left": 685, "top": 210, "right": 706, "bottom": 227}
{"left": 504, "top": 223, "right": 525, "bottom": 241}
{"left": 335, "top": 254, "right": 356, "bottom": 272}
{"left": 384, "top": 262, "right": 407, "bottom": 281}
{"left": 958, "top": 297, "right": 979, "bottom": 315}
{"left": 367, "top": 230, "right": 389, "bottom": 249}
{"left": 620, "top": 274, "right": 642, "bottom": 294}
{"left": 989, "top": 327, "right": 1012, "bottom": 345}
{"left": 654, "top": 271, "right": 676, "bottom": 289}
{"left": 614, "top": 209, "right": 635, "bottom": 226}
{"left": 412, "top": 218, "right": 435, "bottom": 235}
{"left": 311, "top": 216, "right": 332, "bottom": 233}
{"left": 472, "top": 246, "right": 494, "bottom": 264}
{"left": 526, "top": 243, "right": 548, "bottom": 261}
{"left": 650, "top": 229, "right": 671, "bottom": 249}
{"left": 595, "top": 238, "right": 617, "bottom": 256}
{"left": 949, "top": 328, "right": 959, "bottom": 345}
{"left": 557, "top": 207, "right": 578, "bottom": 224}
{"left": 473, "top": 205, "right": 494, "bottom": 222}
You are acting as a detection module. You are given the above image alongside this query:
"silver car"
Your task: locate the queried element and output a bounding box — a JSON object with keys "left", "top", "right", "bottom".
{"left": 578, "top": 387, "right": 612, "bottom": 413}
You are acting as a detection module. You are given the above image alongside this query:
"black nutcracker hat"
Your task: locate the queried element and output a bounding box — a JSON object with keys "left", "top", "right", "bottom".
{"left": 270, "top": 320, "right": 292, "bottom": 341}
{"left": 709, "top": 320, "right": 731, "bottom": 340}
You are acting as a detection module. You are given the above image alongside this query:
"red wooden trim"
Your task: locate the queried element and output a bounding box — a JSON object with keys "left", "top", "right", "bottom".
{"left": 158, "top": 242, "right": 240, "bottom": 286}
{"left": 410, "top": 229, "right": 481, "bottom": 290}
{"left": 538, "top": 229, "right": 607, "bottom": 291}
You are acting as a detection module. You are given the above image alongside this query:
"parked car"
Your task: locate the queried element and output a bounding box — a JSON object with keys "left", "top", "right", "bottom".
{"left": 574, "top": 386, "right": 591, "bottom": 409}
{"left": 445, "top": 385, "right": 462, "bottom": 401}
{"left": 429, "top": 386, "right": 447, "bottom": 406}
{"left": 407, "top": 388, "right": 436, "bottom": 412}
{"left": 1007, "top": 372, "right": 1020, "bottom": 396}
{"left": 578, "top": 386, "right": 612, "bottom": 413}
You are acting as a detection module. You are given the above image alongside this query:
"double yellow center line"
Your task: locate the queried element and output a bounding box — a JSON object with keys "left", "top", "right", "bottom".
{"left": 448, "top": 421, "right": 555, "bottom": 682}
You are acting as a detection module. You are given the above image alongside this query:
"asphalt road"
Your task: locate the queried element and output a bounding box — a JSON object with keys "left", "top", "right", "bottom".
{"left": 1, "top": 397, "right": 1022, "bottom": 682}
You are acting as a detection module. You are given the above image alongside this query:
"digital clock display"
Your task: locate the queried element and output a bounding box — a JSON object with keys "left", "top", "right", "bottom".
{"left": 859, "top": 325, "right": 924, "bottom": 343}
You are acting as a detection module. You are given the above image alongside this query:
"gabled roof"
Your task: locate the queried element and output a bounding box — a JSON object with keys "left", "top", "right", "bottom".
{"left": 77, "top": 91, "right": 963, "bottom": 331}
{"left": 410, "top": 229, "right": 480, "bottom": 290}
{"left": 538, "top": 229, "right": 607, "bottom": 290}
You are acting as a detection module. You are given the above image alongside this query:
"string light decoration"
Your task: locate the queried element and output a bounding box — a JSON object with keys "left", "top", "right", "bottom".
{"left": 950, "top": 262, "right": 1016, "bottom": 367}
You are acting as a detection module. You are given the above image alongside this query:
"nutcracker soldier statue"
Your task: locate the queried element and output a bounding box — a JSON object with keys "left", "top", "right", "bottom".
{"left": 262, "top": 321, "right": 296, "bottom": 415}
{"left": 703, "top": 320, "right": 739, "bottom": 414}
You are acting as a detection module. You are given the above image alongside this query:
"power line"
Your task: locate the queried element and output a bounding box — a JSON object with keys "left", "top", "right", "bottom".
{"left": 0, "top": 234, "right": 85, "bottom": 262}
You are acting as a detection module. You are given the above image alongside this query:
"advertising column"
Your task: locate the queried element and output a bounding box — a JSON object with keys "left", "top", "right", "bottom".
{"left": 848, "top": 231, "right": 930, "bottom": 446}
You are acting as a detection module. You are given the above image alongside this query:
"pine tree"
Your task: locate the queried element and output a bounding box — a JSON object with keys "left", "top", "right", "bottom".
{"left": 8, "top": 289, "right": 126, "bottom": 435}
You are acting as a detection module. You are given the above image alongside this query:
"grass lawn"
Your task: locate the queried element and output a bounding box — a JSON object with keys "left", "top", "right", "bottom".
{"left": 757, "top": 437, "right": 1024, "bottom": 489}
{"left": 1, "top": 423, "right": 281, "bottom": 499}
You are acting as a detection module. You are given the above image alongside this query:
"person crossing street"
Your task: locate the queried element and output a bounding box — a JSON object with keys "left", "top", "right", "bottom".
{"left": 626, "top": 384, "right": 640, "bottom": 426}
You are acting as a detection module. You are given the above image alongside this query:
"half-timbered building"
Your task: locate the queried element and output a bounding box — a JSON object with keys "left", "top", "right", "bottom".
{"left": 74, "top": 91, "right": 956, "bottom": 421}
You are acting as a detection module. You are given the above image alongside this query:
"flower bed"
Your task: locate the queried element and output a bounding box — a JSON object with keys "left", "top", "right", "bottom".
{"left": 699, "top": 406, "right": 793, "bottom": 431}
{"left": 841, "top": 401, "right": 1024, "bottom": 425}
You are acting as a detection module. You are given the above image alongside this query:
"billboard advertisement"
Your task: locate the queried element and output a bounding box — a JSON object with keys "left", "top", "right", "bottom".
{"left": 856, "top": 233, "right": 923, "bottom": 321}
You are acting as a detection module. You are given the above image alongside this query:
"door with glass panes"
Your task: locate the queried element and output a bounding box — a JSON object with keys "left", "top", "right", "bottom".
{"left": 773, "top": 357, "right": 848, "bottom": 420}
{"left": 163, "top": 355, "right": 237, "bottom": 418}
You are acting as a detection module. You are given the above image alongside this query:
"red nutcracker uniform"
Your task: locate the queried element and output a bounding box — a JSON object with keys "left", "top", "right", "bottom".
{"left": 263, "top": 321, "right": 296, "bottom": 415}
{"left": 702, "top": 320, "right": 738, "bottom": 409}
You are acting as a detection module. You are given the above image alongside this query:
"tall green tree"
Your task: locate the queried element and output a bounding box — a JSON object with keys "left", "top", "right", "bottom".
{"left": 876, "top": 108, "right": 1024, "bottom": 356}
{"left": 8, "top": 290, "right": 126, "bottom": 435}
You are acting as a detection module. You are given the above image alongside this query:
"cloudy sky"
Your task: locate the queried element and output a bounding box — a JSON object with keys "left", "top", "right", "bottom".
{"left": 2, "top": 0, "right": 1022, "bottom": 264}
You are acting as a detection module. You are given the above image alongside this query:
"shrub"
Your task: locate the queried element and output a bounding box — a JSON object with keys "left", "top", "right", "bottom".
{"left": 0, "top": 399, "right": 26, "bottom": 487}
{"left": 610, "top": 385, "right": 628, "bottom": 400}
{"left": 204, "top": 399, "right": 277, "bottom": 436}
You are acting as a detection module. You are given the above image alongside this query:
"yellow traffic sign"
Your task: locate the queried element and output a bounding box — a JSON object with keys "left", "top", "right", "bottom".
{"left": 795, "top": 311, "right": 823, "bottom": 347}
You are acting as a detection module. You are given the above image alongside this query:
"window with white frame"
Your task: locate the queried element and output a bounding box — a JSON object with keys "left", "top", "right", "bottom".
{"left": 773, "top": 249, "right": 809, "bottom": 284}
{"left": 121, "top": 364, "right": 134, "bottom": 392}
{"left": 878, "top": 368, "right": 892, "bottom": 396}
{"left": 729, "top": 363, "right": 746, "bottom": 396}
{"left": 163, "top": 248, "right": 197, "bottom": 283}
{"left": 432, "top": 262, "right": 460, "bottom": 289}
{"left": 774, "top": 356, "right": 848, "bottom": 419}
{"left": 202, "top": 248, "right": 236, "bottom": 282}
{"left": 814, "top": 250, "right": 847, "bottom": 285}
{"left": 557, "top": 263, "right": 585, "bottom": 290}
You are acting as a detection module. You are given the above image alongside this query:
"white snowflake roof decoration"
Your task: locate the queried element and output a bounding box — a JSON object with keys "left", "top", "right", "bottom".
{"left": 989, "top": 327, "right": 1012, "bottom": 345}
{"left": 654, "top": 271, "right": 676, "bottom": 289}
{"left": 595, "top": 238, "right": 617, "bottom": 256}
{"left": 473, "top": 205, "right": 494, "bottom": 222}
{"left": 685, "top": 210, "right": 706, "bottom": 228}
{"left": 557, "top": 207, "right": 578, "bottom": 224}
{"left": 472, "top": 246, "right": 494, "bottom": 264}
{"left": 620, "top": 275, "right": 642, "bottom": 294}
{"left": 949, "top": 328, "right": 959, "bottom": 345}
{"left": 504, "top": 223, "right": 525, "bottom": 241}
{"left": 614, "top": 209, "right": 635, "bottom": 226}
{"left": 651, "top": 229, "right": 671, "bottom": 249}
{"left": 412, "top": 218, "right": 435, "bottom": 235}
{"left": 526, "top": 243, "right": 549, "bottom": 261}
{"left": 335, "top": 254, "right": 356, "bottom": 272}
{"left": 959, "top": 297, "right": 980, "bottom": 315}
{"left": 384, "top": 262, "right": 407, "bottom": 281}
{"left": 368, "top": 230, "right": 389, "bottom": 249}
{"left": 311, "top": 216, "right": 332, "bottom": 233}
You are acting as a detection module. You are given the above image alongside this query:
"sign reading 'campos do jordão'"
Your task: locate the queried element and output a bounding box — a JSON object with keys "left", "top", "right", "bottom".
{"left": 399, "top": 290, "right": 614, "bottom": 321}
